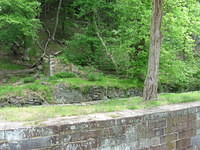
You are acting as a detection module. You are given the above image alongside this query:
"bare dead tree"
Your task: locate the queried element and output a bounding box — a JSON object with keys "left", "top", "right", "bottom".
{"left": 32, "top": 0, "right": 63, "bottom": 68}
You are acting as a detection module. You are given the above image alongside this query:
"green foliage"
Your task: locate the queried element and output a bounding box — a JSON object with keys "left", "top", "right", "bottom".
{"left": 1, "top": 0, "right": 200, "bottom": 93}
{"left": 64, "top": 33, "right": 99, "bottom": 66}
{"left": 60, "top": 77, "right": 139, "bottom": 89}
{"left": 159, "top": 0, "right": 200, "bottom": 91}
{"left": 23, "top": 76, "right": 36, "bottom": 83}
{"left": 0, "top": 0, "right": 41, "bottom": 50}
{"left": 50, "top": 72, "right": 77, "bottom": 80}
{"left": 0, "top": 81, "right": 53, "bottom": 102}
{"left": 0, "top": 59, "right": 25, "bottom": 70}
{"left": 62, "top": 0, "right": 117, "bottom": 69}
{"left": 113, "top": 0, "right": 151, "bottom": 77}
{"left": 63, "top": 0, "right": 200, "bottom": 92}
{"left": 58, "top": 55, "right": 70, "bottom": 64}
{"left": 87, "top": 72, "right": 104, "bottom": 81}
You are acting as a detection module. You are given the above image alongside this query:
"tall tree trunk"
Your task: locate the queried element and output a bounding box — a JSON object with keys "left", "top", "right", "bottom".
{"left": 143, "top": 0, "right": 164, "bottom": 100}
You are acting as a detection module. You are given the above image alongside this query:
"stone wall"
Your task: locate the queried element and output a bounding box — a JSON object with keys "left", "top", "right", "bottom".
{"left": 54, "top": 84, "right": 141, "bottom": 104}
{"left": 0, "top": 85, "right": 141, "bottom": 107}
{"left": 49, "top": 56, "right": 80, "bottom": 77}
{"left": 1, "top": 101, "right": 200, "bottom": 150}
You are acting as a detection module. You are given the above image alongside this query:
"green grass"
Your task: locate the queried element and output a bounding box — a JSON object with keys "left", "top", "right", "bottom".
{"left": 0, "top": 91, "right": 200, "bottom": 122}
{"left": 0, "top": 81, "right": 53, "bottom": 102}
{"left": 59, "top": 77, "right": 138, "bottom": 89}
{"left": 0, "top": 59, "right": 25, "bottom": 70}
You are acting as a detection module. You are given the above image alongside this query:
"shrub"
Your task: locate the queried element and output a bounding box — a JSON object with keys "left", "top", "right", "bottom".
{"left": 50, "top": 72, "right": 76, "bottom": 80}
{"left": 87, "top": 72, "right": 104, "bottom": 81}
{"left": 23, "top": 77, "right": 36, "bottom": 83}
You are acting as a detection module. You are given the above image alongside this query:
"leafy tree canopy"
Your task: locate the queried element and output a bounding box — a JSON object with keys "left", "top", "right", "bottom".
{"left": 0, "top": 0, "right": 41, "bottom": 49}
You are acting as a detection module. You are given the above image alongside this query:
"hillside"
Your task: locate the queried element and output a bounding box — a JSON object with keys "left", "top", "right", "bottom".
{"left": 0, "top": 0, "right": 200, "bottom": 105}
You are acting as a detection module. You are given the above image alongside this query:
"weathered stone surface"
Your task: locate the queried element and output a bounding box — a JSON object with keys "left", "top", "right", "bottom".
{"left": 54, "top": 83, "right": 141, "bottom": 104}
{"left": 54, "top": 84, "right": 84, "bottom": 103}
{"left": 0, "top": 92, "right": 44, "bottom": 107}
{"left": 1, "top": 101, "right": 200, "bottom": 149}
{"left": 49, "top": 55, "right": 84, "bottom": 77}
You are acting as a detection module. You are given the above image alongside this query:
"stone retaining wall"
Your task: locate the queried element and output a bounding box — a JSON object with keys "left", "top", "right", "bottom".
{"left": 1, "top": 101, "right": 200, "bottom": 150}
{"left": 54, "top": 84, "right": 141, "bottom": 104}
{"left": 0, "top": 85, "right": 141, "bottom": 107}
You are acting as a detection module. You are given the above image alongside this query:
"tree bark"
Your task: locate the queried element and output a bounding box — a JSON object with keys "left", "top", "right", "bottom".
{"left": 143, "top": 0, "right": 164, "bottom": 100}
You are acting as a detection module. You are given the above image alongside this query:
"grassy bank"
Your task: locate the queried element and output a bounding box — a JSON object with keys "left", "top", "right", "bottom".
{"left": 0, "top": 76, "right": 139, "bottom": 102}
{"left": 0, "top": 91, "right": 200, "bottom": 122}
{"left": 0, "top": 59, "right": 25, "bottom": 70}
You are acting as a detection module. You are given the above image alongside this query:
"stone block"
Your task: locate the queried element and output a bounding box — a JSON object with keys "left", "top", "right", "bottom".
{"left": 148, "top": 120, "right": 167, "bottom": 129}
{"left": 8, "top": 135, "right": 59, "bottom": 150}
{"left": 176, "top": 138, "right": 191, "bottom": 149}
{"left": 191, "top": 134, "right": 200, "bottom": 149}
{"left": 150, "top": 144, "right": 168, "bottom": 150}
{"left": 0, "top": 142, "right": 9, "bottom": 150}
{"left": 150, "top": 137, "right": 160, "bottom": 146}
{"left": 178, "top": 129, "right": 196, "bottom": 139}
{"left": 196, "top": 112, "right": 200, "bottom": 120}
{"left": 160, "top": 133, "right": 177, "bottom": 144}
{"left": 0, "top": 131, "right": 4, "bottom": 141}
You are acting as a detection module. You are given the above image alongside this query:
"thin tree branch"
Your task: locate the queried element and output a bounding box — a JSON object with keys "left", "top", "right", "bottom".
{"left": 36, "top": 40, "right": 44, "bottom": 51}
{"left": 32, "top": 0, "right": 63, "bottom": 68}
{"left": 93, "top": 13, "right": 118, "bottom": 71}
